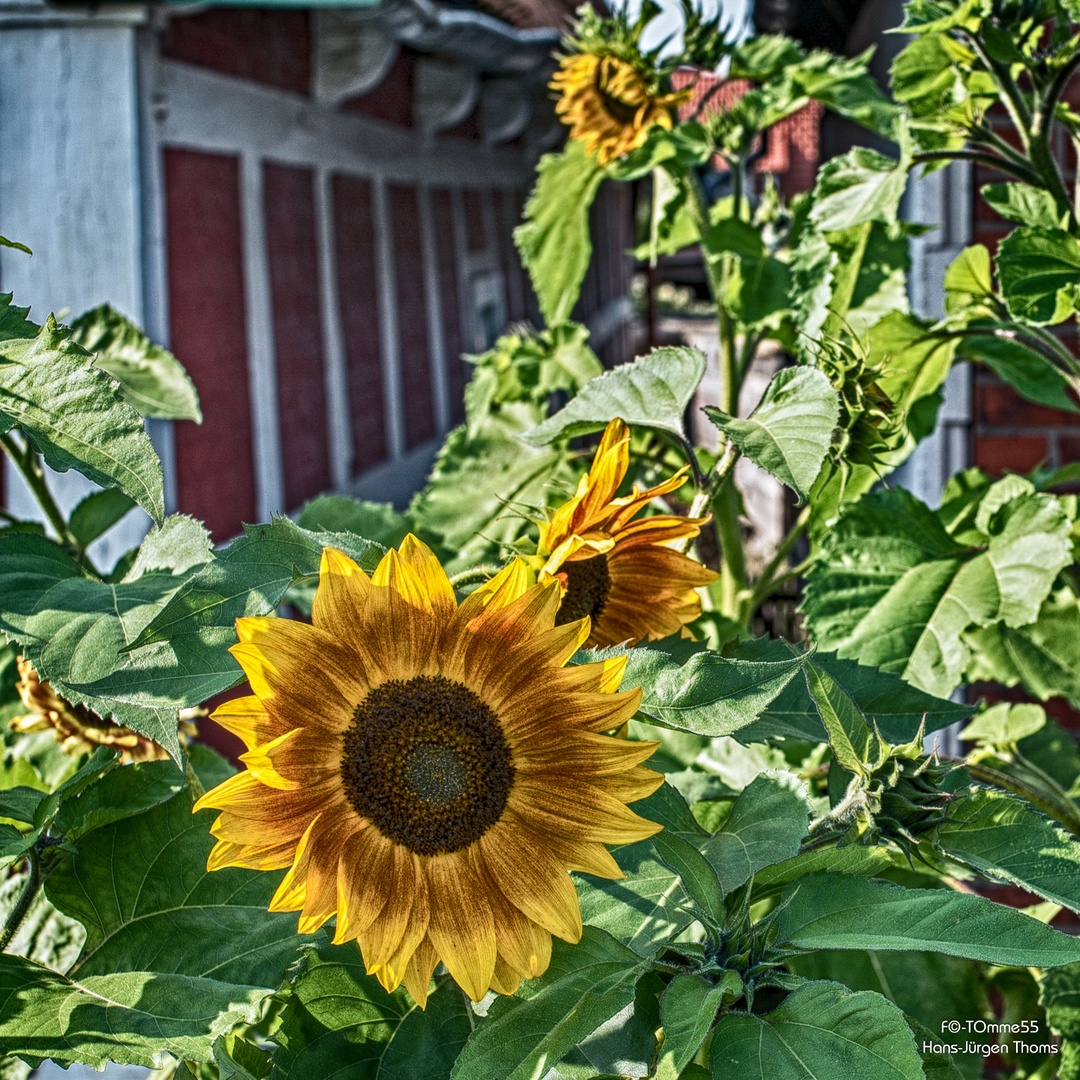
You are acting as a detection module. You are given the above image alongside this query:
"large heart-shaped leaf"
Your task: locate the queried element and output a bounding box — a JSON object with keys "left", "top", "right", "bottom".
{"left": 704, "top": 367, "right": 839, "bottom": 501}
{"left": 521, "top": 347, "right": 708, "bottom": 446}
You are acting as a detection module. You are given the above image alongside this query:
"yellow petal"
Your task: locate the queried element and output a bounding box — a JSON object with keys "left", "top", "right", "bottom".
{"left": 479, "top": 818, "right": 582, "bottom": 944}
{"left": 426, "top": 850, "right": 497, "bottom": 1001}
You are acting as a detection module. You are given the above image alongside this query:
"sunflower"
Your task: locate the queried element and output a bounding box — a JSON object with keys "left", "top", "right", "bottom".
{"left": 536, "top": 418, "right": 717, "bottom": 648}
{"left": 194, "top": 537, "right": 662, "bottom": 1006}
{"left": 551, "top": 53, "right": 691, "bottom": 166}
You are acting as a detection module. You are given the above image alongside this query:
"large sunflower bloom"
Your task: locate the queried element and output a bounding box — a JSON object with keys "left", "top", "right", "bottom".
{"left": 551, "top": 53, "right": 691, "bottom": 166}
{"left": 194, "top": 537, "right": 662, "bottom": 1006}
{"left": 538, "top": 418, "right": 718, "bottom": 648}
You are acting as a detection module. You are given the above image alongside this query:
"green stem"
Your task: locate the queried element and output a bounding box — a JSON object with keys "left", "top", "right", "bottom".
{"left": 962, "top": 760, "right": 1080, "bottom": 839}
{"left": 0, "top": 433, "right": 77, "bottom": 550}
{"left": 967, "top": 30, "right": 1031, "bottom": 148}
{"left": 682, "top": 442, "right": 740, "bottom": 540}
{"left": 823, "top": 221, "right": 872, "bottom": 339}
{"left": 0, "top": 847, "right": 40, "bottom": 953}
{"left": 911, "top": 150, "right": 1041, "bottom": 185}
{"left": 751, "top": 506, "right": 811, "bottom": 609}
{"left": 969, "top": 123, "right": 1042, "bottom": 172}
{"left": 448, "top": 566, "right": 500, "bottom": 589}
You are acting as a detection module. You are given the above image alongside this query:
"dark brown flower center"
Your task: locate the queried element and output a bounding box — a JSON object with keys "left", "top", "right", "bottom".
{"left": 340, "top": 674, "right": 515, "bottom": 856}
{"left": 555, "top": 554, "right": 611, "bottom": 625}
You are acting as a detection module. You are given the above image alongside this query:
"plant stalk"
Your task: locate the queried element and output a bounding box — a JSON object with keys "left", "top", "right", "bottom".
{"left": 0, "top": 433, "right": 78, "bottom": 551}
{"left": 0, "top": 846, "right": 40, "bottom": 953}
{"left": 962, "top": 760, "right": 1080, "bottom": 839}
{"left": 911, "top": 151, "right": 1041, "bottom": 186}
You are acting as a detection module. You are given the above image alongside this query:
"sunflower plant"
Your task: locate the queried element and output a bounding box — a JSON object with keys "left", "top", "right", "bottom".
{"left": 5, "top": 1, "right": 1080, "bottom": 1079}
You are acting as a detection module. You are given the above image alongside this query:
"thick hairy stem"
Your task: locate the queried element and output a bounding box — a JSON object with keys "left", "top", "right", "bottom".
{"left": 966, "top": 30, "right": 1031, "bottom": 147}
{"left": 962, "top": 760, "right": 1080, "bottom": 839}
{"left": 911, "top": 151, "right": 1041, "bottom": 186}
{"left": 449, "top": 566, "right": 501, "bottom": 589}
{"left": 0, "top": 433, "right": 77, "bottom": 551}
{"left": 0, "top": 847, "right": 40, "bottom": 953}
{"left": 1031, "top": 50, "right": 1080, "bottom": 229}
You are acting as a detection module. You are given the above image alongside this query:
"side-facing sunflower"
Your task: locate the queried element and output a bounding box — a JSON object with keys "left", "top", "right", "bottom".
{"left": 536, "top": 418, "right": 717, "bottom": 648}
{"left": 549, "top": 5, "right": 691, "bottom": 167}
{"left": 551, "top": 53, "right": 689, "bottom": 166}
{"left": 194, "top": 537, "right": 662, "bottom": 1006}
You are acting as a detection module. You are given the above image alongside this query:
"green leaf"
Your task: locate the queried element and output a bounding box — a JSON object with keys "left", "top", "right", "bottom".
{"left": 656, "top": 974, "right": 730, "bottom": 1080}
{"left": 710, "top": 980, "right": 924, "bottom": 1080}
{"left": 956, "top": 326, "right": 1078, "bottom": 415}
{"left": 297, "top": 494, "right": 410, "bottom": 548}
{"left": 0, "top": 236, "right": 31, "bottom": 255}
{"left": 943, "top": 244, "right": 994, "bottom": 313}
{"left": 0, "top": 530, "right": 218, "bottom": 760}
{"left": 0, "top": 953, "right": 268, "bottom": 1068}
{"left": 515, "top": 140, "right": 604, "bottom": 326}
{"left": 213, "top": 1035, "right": 272, "bottom": 1080}
{"left": 69, "top": 304, "right": 202, "bottom": 422}
{"left": 51, "top": 757, "right": 184, "bottom": 840}
{"left": 574, "top": 783, "right": 701, "bottom": 956}
{"left": 867, "top": 311, "right": 956, "bottom": 418}
{"left": 809, "top": 146, "right": 910, "bottom": 232}
{"left": 0, "top": 787, "right": 45, "bottom": 826}
{"left": 802, "top": 662, "right": 876, "bottom": 776}
{"left": 45, "top": 785, "right": 311, "bottom": 985}
{"left": 934, "top": 787, "right": 1080, "bottom": 914}
{"left": 964, "top": 590, "right": 1080, "bottom": 710}
{"left": 997, "top": 226, "right": 1080, "bottom": 325}
{"left": 726, "top": 255, "right": 793, "bottom": 331}
{"left": 704, "top": 368, "right": 838, "bottom": 501}
{"left": 411, "top": 415, "right": 572, "bottom": 562}
{"left": 0, "top": 295, "right": 164, "bottom": 522}
{"left": 701, "top": 773, "right": 809, "bottom": 893}
{"left": 958, "top": 701, "right": 1045, "bottom": 745}
{"left": 652, "top": 831, "right": 724, "bottom": 921}
{"left": 738, "top": 648, "right": 970, "bottom": 746}
{"left": 981, "top": 183, "right": 1070, "bottom": 230}
{"left": 778, "top": 872, "right": 1080, "bottom": 966}
{"left": 802, "top": 487, "right": 1073, "bottom": 698}
{"left": 785, "top": 953, "right": 982, "bottom": 1079}
{"left": 597, "top": 642, "right": 810, "bottom": 737}
{"left": 271, "top": 940, "right": 471, "bottom": 1080}
{"left": 521, "top": 346, "right": 707, "bottom": 446}
{"left": 128, "top": 516, "right": 383, "bottom": 650}
{"left": 68, "top": 489, "right": 137, "bottom": 550}
{"left": 576, "top": 838, "right": 695, "bottom": 958}
{"left": 450, "top": 928, "right": 644, "bottom": 1080}
{"left": 752, "top": 844, "right": 895, "bottom": 900}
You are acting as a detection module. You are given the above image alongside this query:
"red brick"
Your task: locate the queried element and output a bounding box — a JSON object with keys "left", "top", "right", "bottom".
{"left": 974, "top": 434, "right": 1049, "bottom": 475}
{"left": 977, "top": 380, "right": 1078, "bottom": 426}
{"left": 164, "top": 10, "right": 310, "bottom": 95}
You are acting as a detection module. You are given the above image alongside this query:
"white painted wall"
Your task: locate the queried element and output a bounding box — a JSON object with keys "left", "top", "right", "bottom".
{"left": 0, "top": 10, "right": 153, "bottom": 570}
